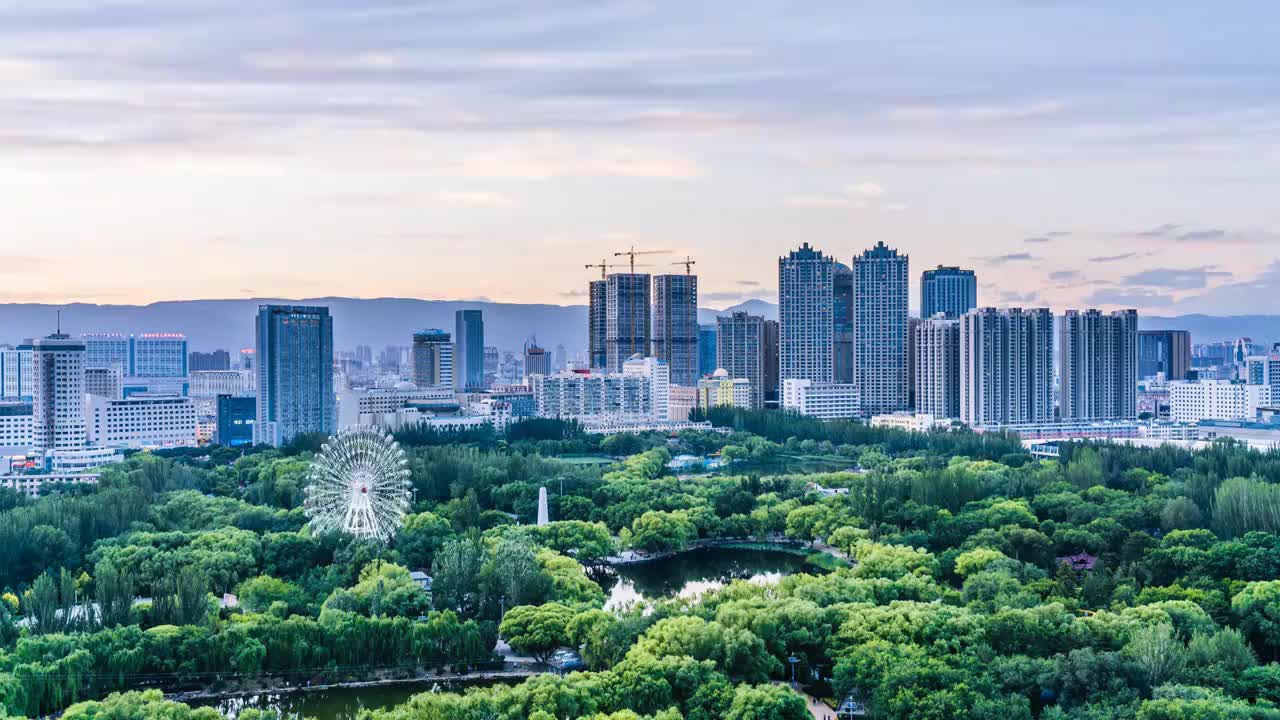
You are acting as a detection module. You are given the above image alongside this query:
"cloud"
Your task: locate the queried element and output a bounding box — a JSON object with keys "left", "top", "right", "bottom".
{"left": 847, "top": 181, "right": 885, "bottom": 197}
{"left": 558, "top": 289, "right": 586, "bottom": 298}
{"left": 1169, "top": 261, "right": 1280, "bottom": 314}
{"left": 1176, "top": 228, "right": 1226, "bottom": 241}
{"left": 1136, "top": 223, "right": 1182, "bottom": 238}
{"left": 1087, "top": 288, "right": 1174, "bottom": 306}
{"left": 1024, "top": 236, "right": 1051, "bottom": 244}
{"left": 436, "top": 191, "right": 513, "bottom": 207}
{"left": 784, "top": 194, "right": 847, "bottom": 208}
{"left": 1000, "top": 290, "right": 1038, "bottom": 303}
{"left": 1122, "top": 266, "right": 1232, "bottom": 289}
{"left": 703, "top": 291, "right": 745, "bottom": 302}
{"left": 737, "top": 280, "right": 760, "bottom": 287}
{"left": 984, "top": 253, "right": 1038, "bottom": 265}
{"left": 1046, "top": 231, "right": 1071, "bottom": 237}
{"left": 1089, "top": 253, "right": 1136, "bottom": 262}
{"left": 1049, "top": 270, "right": 1080, "bottom": 281}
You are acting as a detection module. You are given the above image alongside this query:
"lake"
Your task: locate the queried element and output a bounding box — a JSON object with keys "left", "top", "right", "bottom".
{"left": 604, "top": 546, "right": 819, "bottom": 610}
{"left": 194, "top": 547, "right": 818, "bottom": 719}
{"left": 192, "top": 678, "right": 506, "bottom": 719}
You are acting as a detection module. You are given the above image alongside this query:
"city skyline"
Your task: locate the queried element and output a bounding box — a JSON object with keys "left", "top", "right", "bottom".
{"left": 3, "top": 2, "right": 1278, "bottom": 313}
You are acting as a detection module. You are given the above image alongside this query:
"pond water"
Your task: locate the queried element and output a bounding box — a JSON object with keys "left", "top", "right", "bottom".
{"left": 192, "top": 678, "right": 507, "bottom": 719}
{"left": 603, "top": 546, "right": 819, "bottom": 611}
{"left": 194, "top": 548, "right": 817, "bottom": 719}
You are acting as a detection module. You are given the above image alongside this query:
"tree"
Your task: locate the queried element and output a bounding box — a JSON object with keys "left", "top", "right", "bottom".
{"left": 432, "top": 533, "right": 486, "bottom": 616}
{"left": 1232, "top": 580, "right": 1280, "bottom": 660}
{"left": 94, "top": 560, "right": 135, "bottom": 628}
{"left": 1125, "top": 624, "right": 1187, "bottom": 694}
{"left": 484, "top": 535, "right": 552, "bottom": 609}
{"left": 395, "top": 511, "right": 453, "bottom": 569}
{"left": 498, "top": 603, "right": 575, "bottom": 662}
{"left": 236, "top": 575, "right": 305, "bottom": 615}
{"left": 723, "top": 684, "right": 810, "bottom": 720}
{"left": 61, "top": 689, "right": 223, "bottom": 719}
{"left": 625, "top": 511, "right": 696, "bottom": 554}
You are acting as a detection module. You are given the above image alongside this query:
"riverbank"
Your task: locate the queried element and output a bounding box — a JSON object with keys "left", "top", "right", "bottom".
{"left": 605, "top": 536, "right": 850, "bottom": 568}
{"left": 169, "top": 665, "right": 536, "bottom": 706}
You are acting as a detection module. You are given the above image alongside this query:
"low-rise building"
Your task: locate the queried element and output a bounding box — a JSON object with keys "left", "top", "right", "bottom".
{"left": 668, "top": 385, "right": 697, "bottom": 421}
{"left": 870, "top": 413, "right": 940, "bottom": 433}
{"left": 86, "top": 393, "right": 198, "bottom": 449}
{"left": 0, "top": 473, "right": 99, "bottom": 498}
{"left": 696, "top": 370, "right": 752, "bottom": 410}
{"left": 531, "top": 356, "right": 670, "bottom": 424}
{"left": 0, "top": 401, "right": 33, "bottom": 452}
{"left": 781, "top": 379, "right": 860, "bottom": 420}
{"left": 215, "top": 394, "right": 257, "bottom": 447}
{"left": 1168, "top": 380, "right": 1272, "bottom": 423}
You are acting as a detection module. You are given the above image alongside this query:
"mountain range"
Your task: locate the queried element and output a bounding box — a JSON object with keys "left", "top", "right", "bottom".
{"left": 0, "top": 298, "right": 1274, "bottom": 354}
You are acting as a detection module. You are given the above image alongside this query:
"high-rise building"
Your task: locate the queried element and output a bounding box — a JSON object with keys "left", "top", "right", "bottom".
{"left": 0, "top": 344, "right": 33, "bottom": 400}
{"left": 524, "top": 341, "right": 551, "bottom": 379}
{"left": 412, "top": 329, "right": 454, "bottom": 389}
{"left": 1060, "top": 309, "right": 1139, "bottom": 420}
{"left": 1138, "top": 330, "right": 1191, "bottom": 381}
{"left": 84, "top": 333, "right": 188, "bottom": 377}
{"left": 853, "top": 242, "right": 910, "bottom": 415}
{"left": 588, "top": 280, "right": 609, "bottom": 370}
{"left": 716, "top": 311, "right": 766, "bottom": 409}
{"left": 697, "top": 324, "right": 718, "bottom": 378}
{"left": 254, "top": 305, "right": 335, "bottom": 446}
{"left": 483, "top": 346, "right": 500, "bottom": 387}
{"left": 959, "top": 308, "right": 1054, "bottom": 426}
{"left": 914, "top": 316, "right": 961, "bottom": 419}
{"left": 31, "top": 332, "right": 87, "bottom": 456}
{"left": 606, "top": 273, "right": 651, "bottom": 372}
{"left": 553, "top": 345, "right": 567, "bottom": 373}
{"left": 189, "top": 350, "right": 232, "bottom": 371}
{"left": 778, "top": 243, "right": 834, "bottom": 386}
{"left": 652, "top": 274, "right": 699, "bottom": 386}
{"left": 763, "top": 319, "right": 780, "bottom": 408}
{"left": 833, "top": 263, "right": 854, "bottom": 384}
{"left": 921, "top": 266, "right": 977, "bottom": 319}
{"left": 454, "top": 310, "right": 485, "bottom": 391}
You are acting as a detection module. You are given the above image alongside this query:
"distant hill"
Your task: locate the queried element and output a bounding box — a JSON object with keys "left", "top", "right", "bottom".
{"left": 1141, "top": 315, "right": 1280, "bottom": 345}
{"left": 0, "top": 298, "right": 1269, "bottom": 353}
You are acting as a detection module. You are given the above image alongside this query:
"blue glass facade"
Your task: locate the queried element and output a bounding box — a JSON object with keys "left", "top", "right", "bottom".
{"left": 454, "top": 310, "right": 485, "bottom": 391}
{"left": 255, "top": 305, "right": 335, "bottom": 446}
{"left": 698, "top": 324, "right": 717, "bottom": 377}
{"left": 215, "top": 394, "right": 256, "bottom": 446}
{"left": 920, "top": 266, "right": 977, "bottom": 319}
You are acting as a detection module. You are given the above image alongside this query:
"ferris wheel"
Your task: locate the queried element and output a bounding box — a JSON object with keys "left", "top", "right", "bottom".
{"left": 304, "top": 426, "right": 411, "bottom": 543}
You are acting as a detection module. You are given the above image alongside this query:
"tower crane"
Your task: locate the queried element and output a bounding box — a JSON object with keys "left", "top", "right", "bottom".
{"left": 613, "top": 246, "right": 670, "bottom": 273}
{"left": 670, "top": 256, "right": 696, "bottom": 275}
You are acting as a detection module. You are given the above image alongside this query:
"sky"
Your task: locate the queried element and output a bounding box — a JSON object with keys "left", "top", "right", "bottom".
{"left": 2, "top": 0, "right": 1278, "bottom": 315}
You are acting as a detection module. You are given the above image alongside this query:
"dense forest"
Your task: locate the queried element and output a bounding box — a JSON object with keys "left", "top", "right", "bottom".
{"left": 2, "top": 413, "right": 1280, "bottom": 719}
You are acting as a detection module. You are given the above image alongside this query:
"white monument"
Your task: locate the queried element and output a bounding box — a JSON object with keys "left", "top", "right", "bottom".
{"left": 536, "top": 486, "right": 550, "bottom": 526}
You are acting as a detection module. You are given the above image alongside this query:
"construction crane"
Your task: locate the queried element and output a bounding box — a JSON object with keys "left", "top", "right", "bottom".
{"left": 613, "top": 246, "right": 670, "bottom": 274}
{"left": 670, "top": 256, "right": 696, "bottom": 275}
{"left": 584, "top": 259, "right": 650, "bottom": 279}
